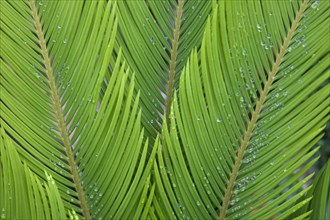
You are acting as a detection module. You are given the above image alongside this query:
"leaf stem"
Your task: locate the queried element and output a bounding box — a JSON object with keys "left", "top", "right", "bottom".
{"left": 165, "top": 0, "right": 184, "bottom": 126}
{"left": 219, "top": 1, "right": 309, "bottom": 219}
{"left": 29, "top": 1, "right": 91, "bottom": 219}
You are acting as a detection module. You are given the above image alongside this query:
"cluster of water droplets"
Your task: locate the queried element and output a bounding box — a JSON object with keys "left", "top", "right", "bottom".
{"left": 240, "top": 130, "right": 271, "bottom": 168}
{"left": 176, "top": 196, "right": 191, "bottom": 220}
{"left": 83, "top": 182, "right": 104, "bottom": 217}
{"left": 287, "top": 4, "right": 317, "bottom": 57}
{"left": 143, "top": 15, "right": 168, "bottom": 51}
{"left": 56, "top": 64, "right": 72, "bottom": 93}
{"left": 203, "top": 171, "right": 212, "bottom": 196}
{"left": 257, "top": 23, "right": 273, "bottom": 50}
{"left": 311, "top": 0, "right": 320, "bottom": 11}
{"left": 49, "top": 152, "right": 67, "bottom": 174}
{"left": 227, "top": 170, "right": 264, "bottom": 218}
{"left": 237, "top": 65, "right": 258, "bottom": 112}
{"left": 287, "top": 28, "right": 307, "bottom": 54}
{"left": 1, "top": 208, "right": 5, "bottom": 219}
{"left": 37, "top": 0, "right": 47, "bottom": 13}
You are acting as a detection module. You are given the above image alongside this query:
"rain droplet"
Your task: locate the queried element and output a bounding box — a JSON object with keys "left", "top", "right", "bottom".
{"left": 242, "top": 48, "right": 247, "bottom": 56}
{"left": 34, "top": 72, "right": 41, "bottom": 78}
{"left": 257, "top": 23, "right": 262, "bottom": 32}
{"left": 311, "top": 1, "right": 319, "bottom": 10}
{"left": 261, "top": 40, "right": 266, "bottom": 46}
{"left": 149, "top": 36, "right": 155, "bottom": 45}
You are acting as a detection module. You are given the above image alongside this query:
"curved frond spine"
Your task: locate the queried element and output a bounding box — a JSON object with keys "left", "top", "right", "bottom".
{"left": 116, "top": 0, "right": 213, "bottom": 139}
{"left": 1, "top": 1, "right": 154, "bottom": 219}
{"left": 165, "top": 0, "right": 184, "bottom": 126}
{"left": 29, "top": 0, "right": 90, "bottom": 218}
{"left": 152, "top": 0, "right": 329, "bottom": 219}
{"left": 219, "top": 0, "right": 310, "bottom": 218}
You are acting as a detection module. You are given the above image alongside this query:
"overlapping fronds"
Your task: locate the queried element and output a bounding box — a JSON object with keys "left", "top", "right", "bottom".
{"left": 0, "top": 0, "right": 329, "bottom": 219}
{"left": 116, "top": 0, "right": 213, "bottom": 139}
{"left": 0, "top": 129, "right": 70, "bottom": 219}
{"left": 154, "top": 0, "right": 329, "bottom": 219}
{"left": 293, "top": 159, "right": 330, "bottom": 219}
{"left": 0, "top": 0, "right": 154, "bottom": 219}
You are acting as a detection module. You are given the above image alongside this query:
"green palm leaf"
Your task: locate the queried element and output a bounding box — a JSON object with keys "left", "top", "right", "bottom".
{"left": 293, "top": 159, "right": 330, "bottom": 219}
{"left": 0, "top": 0, "right": 154, "bottom": 219}
{"left": 116, "top": 0, "right": 213, "bottom": 139}
{"left": 0, "top": 129, "right": 71, "bottom": 219}
{"left": 1, "top": 0, "right": 329, "bottom": 219}
{"left": 154, "top": 0, "right": 329, "bottom": 219}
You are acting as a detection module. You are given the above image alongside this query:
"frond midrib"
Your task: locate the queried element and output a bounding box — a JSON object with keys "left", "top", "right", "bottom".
{"left": 218, "top": 0, "right": 310, "bottom": 219}
{"left": 165, "top": 0, "right": 184, "bottom": 126}
{"left": 29, "top": 0, "right": 91, "bottom": 219}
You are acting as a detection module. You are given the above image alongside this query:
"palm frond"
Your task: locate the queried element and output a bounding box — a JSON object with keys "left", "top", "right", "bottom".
{"left": 116, "top": 0, "right": 213, "bottom": 139}
{"left": 1, "top": 0, "right": 329, "bottom": 219}
{"left": 153, "top": 0, "right": 329, "bottom": 219}
{"left": 0, "top": 0, "right": 154, "bottom": 219}
{"left": 294, "top": 159, "right": 330, "bottom": 219}
{"left": 0, "top": 129, "right": 70, "bottom": 219}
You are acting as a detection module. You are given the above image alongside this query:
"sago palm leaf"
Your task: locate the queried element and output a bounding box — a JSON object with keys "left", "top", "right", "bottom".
{"left": 0, "top": 0, "right": 155, "bottom": 219}
{"left": 116, "top": 0, "right": 213, "bottom": 140}
{"left": 1, "top": 0, "right": 329, "bottom": 219}
{"left": 293, "top": 159, "right": 330, "bottom": 219}
{"left": 154, "top": 0, "right": 329, "bottom": 219}
{"left": 0, "top": 129, "right": 72, "bottom": 219}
